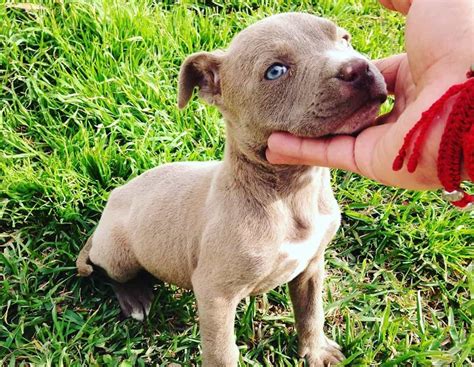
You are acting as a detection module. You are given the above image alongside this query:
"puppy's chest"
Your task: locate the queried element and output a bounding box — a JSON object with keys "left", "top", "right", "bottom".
{"left": 252, "top": 213, "right": 338, "bottom": 294}
{"left": 278, "top": 235, "right": 322, "bottom": 279}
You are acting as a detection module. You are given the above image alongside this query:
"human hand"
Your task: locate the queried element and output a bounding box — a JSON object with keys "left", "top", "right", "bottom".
{"left": 266, "top": 0, "right": 473, "bottom": 190}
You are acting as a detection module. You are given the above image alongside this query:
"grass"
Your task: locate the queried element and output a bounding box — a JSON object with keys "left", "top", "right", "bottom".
{"left": 0, "top": 0, "right": 472, "bottom": 365}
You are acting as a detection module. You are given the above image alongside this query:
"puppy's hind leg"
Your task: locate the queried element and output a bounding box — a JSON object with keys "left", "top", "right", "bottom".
{"left": 76, "top": 235, "right": 94, "bottom": 277}
{"left": 85, "top": 231, "right": 155, "bottom": 321}
{"left": 111, "top": 271, "right": 156, "bottom": 321}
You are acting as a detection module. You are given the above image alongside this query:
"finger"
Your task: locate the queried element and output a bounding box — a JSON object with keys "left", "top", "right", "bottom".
{"left": 379, "top": 0, "right": 412, "bottom": 15}
{"left": 373, "top": 54, "right": 406, "bottom": 94}
{"left": 267, "top": 132, "right": 361, "bottom": 174}
{"left": 393, "top": 0, "right": 412, "bottom": 15}
{"left": 378, "top": 0, "right": 397, "bottom": 12}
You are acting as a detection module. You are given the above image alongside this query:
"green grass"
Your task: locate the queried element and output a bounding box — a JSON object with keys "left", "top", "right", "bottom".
{"left": 1, "top": 0, "right": 472, "bottom": 365}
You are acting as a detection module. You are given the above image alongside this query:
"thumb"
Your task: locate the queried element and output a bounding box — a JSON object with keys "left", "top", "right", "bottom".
{"left": 373, "top": 53, "right": 406, "bottom": 94}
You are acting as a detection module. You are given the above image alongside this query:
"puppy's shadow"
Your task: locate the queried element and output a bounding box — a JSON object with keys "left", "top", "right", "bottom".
{"left": 84, "top": 268, "right": 197, "bottom": 334}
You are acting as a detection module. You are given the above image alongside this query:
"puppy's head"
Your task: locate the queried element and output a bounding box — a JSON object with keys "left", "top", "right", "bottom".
{"left": 179, "top": 13, "right": 387, "bottom": 151}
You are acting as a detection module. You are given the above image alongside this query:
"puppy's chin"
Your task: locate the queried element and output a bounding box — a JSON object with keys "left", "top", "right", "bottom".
{"left": 329, "top": 101, "right": 381, "bottom": 136}
{"left": 288, "top": 101, "right": 382, "bottom": 139}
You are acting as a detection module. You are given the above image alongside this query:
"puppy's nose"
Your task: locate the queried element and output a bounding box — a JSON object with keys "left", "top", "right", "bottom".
{"left": 336, "top": 59, "right": 372, "bottom": 87}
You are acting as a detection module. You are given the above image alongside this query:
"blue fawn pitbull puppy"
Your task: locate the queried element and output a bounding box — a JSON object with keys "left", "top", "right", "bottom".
{"left": 77, "top": 13, "right": 387, "bottom": 366}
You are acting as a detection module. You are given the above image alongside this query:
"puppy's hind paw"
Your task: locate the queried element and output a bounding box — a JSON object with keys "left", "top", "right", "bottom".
{"left": 112, "top": 273, "right": 155, "bottom": 321}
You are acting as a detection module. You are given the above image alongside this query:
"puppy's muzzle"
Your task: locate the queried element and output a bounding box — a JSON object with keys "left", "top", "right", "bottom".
{"left": 337, "top": 58, "right": 387, "bottom": 103}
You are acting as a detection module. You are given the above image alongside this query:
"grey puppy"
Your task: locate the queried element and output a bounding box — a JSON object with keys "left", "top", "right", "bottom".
{"left": 77, "top": 12, "right": 387, "bottom": 366}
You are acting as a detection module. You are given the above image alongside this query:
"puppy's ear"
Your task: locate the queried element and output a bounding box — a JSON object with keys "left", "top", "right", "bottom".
{"left": 178, "top": 51, "right": 224, "bottom": 109}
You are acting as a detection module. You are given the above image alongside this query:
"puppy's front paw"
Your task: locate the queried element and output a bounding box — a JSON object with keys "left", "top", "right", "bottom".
{"left": 301, "top": 336, "right": 344, "bottom": 367}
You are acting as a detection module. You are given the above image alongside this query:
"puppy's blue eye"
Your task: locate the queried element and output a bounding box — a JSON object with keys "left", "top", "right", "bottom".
{"left": 265, "top": 63, "right": 288, "bottom": 80}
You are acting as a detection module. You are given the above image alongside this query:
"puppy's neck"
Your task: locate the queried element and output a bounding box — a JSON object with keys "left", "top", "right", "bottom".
{"left": 222, "top": 131, "right": 316, "bottom": 202}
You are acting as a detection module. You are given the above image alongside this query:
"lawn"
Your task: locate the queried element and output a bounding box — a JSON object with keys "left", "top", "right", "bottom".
{"left": 1, "top": 0, "right": 472, "bottom": 366}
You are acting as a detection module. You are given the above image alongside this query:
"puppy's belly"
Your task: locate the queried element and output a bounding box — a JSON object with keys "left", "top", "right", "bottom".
{"left": 134, "top": 240, "right": 196, "bottom": 290}
{"left": 251, "top": 214, "right": 338, "bottom": 294}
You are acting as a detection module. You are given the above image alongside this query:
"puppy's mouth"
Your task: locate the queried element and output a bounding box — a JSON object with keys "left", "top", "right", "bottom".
{"left": 328, "top": 100, "right": 382, "bottom": 136}
{"left": 287, "top": 97, "right": 386, "bottom": 139}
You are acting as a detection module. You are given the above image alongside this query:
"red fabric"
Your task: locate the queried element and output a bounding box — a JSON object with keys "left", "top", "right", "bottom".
{"left": 464, "top": 124, "right": 474, "bottom": 181}
{"left": 393, "top": 69, "right": 474, "bottom": 208}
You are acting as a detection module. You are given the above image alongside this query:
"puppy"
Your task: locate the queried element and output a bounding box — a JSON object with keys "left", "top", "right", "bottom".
{"left": 77, "top": 12, "right": 387, "bottom": 366}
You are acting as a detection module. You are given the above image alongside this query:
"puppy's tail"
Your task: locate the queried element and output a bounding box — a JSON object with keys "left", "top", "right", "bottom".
{"left": 76, "top": 235, "right": 94, "bottom": 277}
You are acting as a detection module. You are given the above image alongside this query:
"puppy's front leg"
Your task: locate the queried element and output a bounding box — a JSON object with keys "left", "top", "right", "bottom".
{"left": 193, "top": 275, "right": 240, "bottom": 367}
{"left": 289, "top": 257, "right": 344, "bottom": 366}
